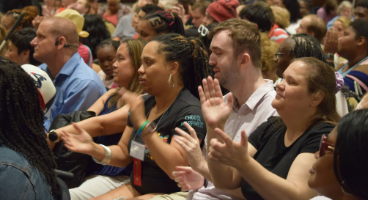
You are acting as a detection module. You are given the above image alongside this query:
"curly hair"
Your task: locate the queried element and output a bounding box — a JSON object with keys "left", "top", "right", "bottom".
{"left": 260, "top": 32, "right": 279, "bottom": 81}
{"left": 152, "top": 33, "right": 213, "bottom": 98}
{"left": 81, "top": 14, "right": 111, "bottom": 59}
{"left": 289, "top": 33, "right": 328, "bottom": 64}
{"left": 5, "top": 6, "right": 39, "bottom": 29}
{"left": 0, "top": 58, "right": 58, "bottom": 199}
{"left": 271, "top": 5, "right": 290, "bottom": 29}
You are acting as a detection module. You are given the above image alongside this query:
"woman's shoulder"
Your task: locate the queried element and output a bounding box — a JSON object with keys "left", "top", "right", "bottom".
{"left": 175, "top": 89, "right": 201, "bottom": 107}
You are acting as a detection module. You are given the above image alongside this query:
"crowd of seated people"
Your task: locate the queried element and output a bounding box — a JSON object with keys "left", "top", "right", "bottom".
{"left": 1, "top": 0, "right": 368, "bottom": 200}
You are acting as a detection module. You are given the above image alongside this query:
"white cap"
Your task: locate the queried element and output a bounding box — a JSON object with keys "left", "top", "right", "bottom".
{"left": 21, "top": 64, "right": 56, "bottom": 113}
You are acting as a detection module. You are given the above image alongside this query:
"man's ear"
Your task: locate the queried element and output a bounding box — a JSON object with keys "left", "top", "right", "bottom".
{"left": 240, "top": 52, "right": 251, "bottom": 68}
{"left": 310, "top": 91, "right": 324, "bottom": 107}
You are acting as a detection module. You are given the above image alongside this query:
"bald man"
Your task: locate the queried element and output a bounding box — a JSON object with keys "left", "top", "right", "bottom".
{"left": 31, "top": 17, "right": 106, "bottom": 130}
{"left": 296, "top": 14, "right": 327, "bottom": 43}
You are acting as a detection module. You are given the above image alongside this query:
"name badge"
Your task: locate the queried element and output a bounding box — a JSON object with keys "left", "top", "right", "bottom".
{"left": 130, "top": 141, "right": 145, "bottom": 161}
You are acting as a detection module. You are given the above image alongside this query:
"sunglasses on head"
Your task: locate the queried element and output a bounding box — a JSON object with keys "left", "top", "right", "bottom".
{"left": 319, "top": 134, "right": 335, "bottom": 157}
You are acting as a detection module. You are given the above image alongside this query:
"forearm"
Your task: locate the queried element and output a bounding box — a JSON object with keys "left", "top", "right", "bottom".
{"left": 206, "top": 128, "right": 241, "bottom": 189}
{"left": 143, "top": 133, "right": 188, "bottom": 179}
{"left": 192, "top": 159, "right": 213, "bottom": 182}
{"left": 90, "top": 143, "right": 132, "bottom": 168}
{"left": 236, "top": 157, "right": 314, "bottom": 200}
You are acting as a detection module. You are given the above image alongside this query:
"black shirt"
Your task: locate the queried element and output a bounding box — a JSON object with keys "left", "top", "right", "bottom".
{"left": 241, "top": 117, "right": 335, "bottom": 200}
{"left": 127, "top": 89, "right": 207, "bottom": 194}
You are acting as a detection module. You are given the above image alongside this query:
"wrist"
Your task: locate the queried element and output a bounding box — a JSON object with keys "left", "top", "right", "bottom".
{"left": 192, "top": 157, "right": 207, "bottom": 174}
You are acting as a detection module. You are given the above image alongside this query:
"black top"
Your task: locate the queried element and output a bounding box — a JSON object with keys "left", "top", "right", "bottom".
{"left": 241, "top": 117, "right": 335, "bottom": 200}
{"left": 127, "top": 89, "right": 207, "bottom": 195}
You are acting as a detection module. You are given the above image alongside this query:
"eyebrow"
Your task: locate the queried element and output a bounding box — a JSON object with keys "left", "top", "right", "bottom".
{"left": 141, "top": 56, "right": 155, "bottom": 60}
{"left": 210, "top": 46, "right": 223, "bottom": 51}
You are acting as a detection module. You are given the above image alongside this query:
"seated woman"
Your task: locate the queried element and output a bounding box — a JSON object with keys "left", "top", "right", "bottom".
{"left": 137, "top": 10, "right": 184, "bottom": 42}
{"left": 60, "top": 33, "right": 211, "bottom": 199}
{"left": 0, "top": 58, "right": 58, "bottom": 200}
{"left": 308, "top": 108, "right": 368, "bottom": 200}
{"left": 5, "top": 27, "right": 41, "bottom": 66}
{"left": 203, "top": 57, "right": 339, "bottom": 200}
{"left": 336, "top": 19, "right": 368, "bottom": 98}
{"left": 0, "top": 6, "right": 38, "bottom": 33}
{"left": 95, "top": 39, "right": 120, "bottom": 89}
{"left": 49, "top": 39, "right": 145, "bottom": 200}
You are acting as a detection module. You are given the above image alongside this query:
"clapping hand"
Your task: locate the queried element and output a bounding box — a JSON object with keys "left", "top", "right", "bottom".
{"left": 198, "top": 77, "right": 233, "bottom": 129}
{"left": 208, "top": 129, "right": 250, "bottom": 169}
{"left": 173, "top": 166, "right": 205, "bottom": 191}
{"left": 119, "top": 88, "right": 147, "bottom": 130}
{"left": 60, "top": 123, "right": 95, "bottom": 155}
{"left": 324, "top": 27, "right": 339, "bottom": 55}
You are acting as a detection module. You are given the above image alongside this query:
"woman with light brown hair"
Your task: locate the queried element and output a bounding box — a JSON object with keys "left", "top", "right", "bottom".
{"left": 271, "top": 5, "right": 290, "bottom": 29}
{"left": 0, "top": 6, "right": 38, "bottom": 33}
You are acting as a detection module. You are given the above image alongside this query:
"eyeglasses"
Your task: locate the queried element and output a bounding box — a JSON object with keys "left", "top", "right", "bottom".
{"left": 319, "top": 134, "right": 335, "bottom": 157}
{"left": 198, "top": 24, "right": 209, "bottom": 37}
{"left": 274, "top": 51, "right": 287, "bottom": 60}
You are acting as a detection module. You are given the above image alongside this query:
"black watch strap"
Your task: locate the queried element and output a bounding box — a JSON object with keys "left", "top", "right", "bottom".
{"left": 48, "top": 129, "right": 60, "bottom": 143}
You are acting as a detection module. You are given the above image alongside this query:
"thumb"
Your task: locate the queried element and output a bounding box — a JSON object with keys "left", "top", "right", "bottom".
{"left": 175, "top": 166, "right": 193, "bottom": 173}
{"left": 226, "top": 93, "right": 233, "bottom": 108}
{"left": 240, "top": 130, "right": 248, "bottom": 147}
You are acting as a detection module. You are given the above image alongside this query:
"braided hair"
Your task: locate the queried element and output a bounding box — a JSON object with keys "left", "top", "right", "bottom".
{"left": 152, "top": 33, "right": 213, "bottom": 98}
{"left": 0, "top": 58, "right": 58, "bottom": 199}
{"left": 289, "top": 33, "right": 328, "bottom": 64}
{"left": 5, "top": 6, "right": 39, "bottom": 29}
{"left": 142, "top": 11, "right": 185, "bottom": 36}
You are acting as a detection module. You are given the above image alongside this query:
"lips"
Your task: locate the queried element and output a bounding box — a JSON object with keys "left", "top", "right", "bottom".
{"left": 139, "top": 77, "right": 146, "bottom": 84}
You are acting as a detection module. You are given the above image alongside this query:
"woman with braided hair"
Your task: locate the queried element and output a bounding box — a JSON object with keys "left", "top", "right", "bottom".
{"left": 0, "top": 58, "right": 58, "bottom": 200}
{"left": 60, "top": 33, "right": 212, "bottom": 199}
{"left": 137, "top": 10, "right": 184, "bottom": 42}
{"left": 0, "top": 6, "right": 38, "bottom": 33}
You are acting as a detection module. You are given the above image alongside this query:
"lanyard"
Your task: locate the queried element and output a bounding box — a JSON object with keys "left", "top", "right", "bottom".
{"left": 338, "top": 56, "right": 368, "bottom": 77}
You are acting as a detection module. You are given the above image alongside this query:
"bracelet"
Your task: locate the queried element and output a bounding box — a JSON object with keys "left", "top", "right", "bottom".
{"left": 92, "top": 144, "right": 111, "bottom": 165}
{"left": 136, "top": 120, "right": 149, "bottom": 137}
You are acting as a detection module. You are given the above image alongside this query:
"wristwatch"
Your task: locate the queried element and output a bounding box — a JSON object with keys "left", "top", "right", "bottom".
{"left": 144, "top": 121, "right": 157, "bottom": 134}
{"left": 48, "top": 129, "right": 60, "bottom": 143}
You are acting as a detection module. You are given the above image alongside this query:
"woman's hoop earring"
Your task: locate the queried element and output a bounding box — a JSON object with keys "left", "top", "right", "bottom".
{"left": 168, "top": 74, "right": 175, "bottom": 87}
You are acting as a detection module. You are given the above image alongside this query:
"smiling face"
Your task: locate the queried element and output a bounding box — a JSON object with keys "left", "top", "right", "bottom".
{"left": 209, "top": 30, "right": 241, "bottom": 90}
{"left": 272, "top": 61, "right": 314, "bottom": 112}
{"left": 97, "top": 45, "right": 117, "bottom": 79}
{"left": 138, "top": 41, "right": 173, "bottom": 95}
{"left": 112, "top": 43, "right": 136, "bottom": 88}
{"left": 308, "top": 128, "right": 343, "bottom": 199}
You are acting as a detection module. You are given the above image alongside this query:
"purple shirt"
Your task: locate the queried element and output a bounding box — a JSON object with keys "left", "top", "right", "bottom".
{"left": 190, "top": 80, "right": 278, "bottom": 200}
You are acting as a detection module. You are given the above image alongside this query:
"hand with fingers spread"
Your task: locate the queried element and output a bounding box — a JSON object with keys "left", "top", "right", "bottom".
{"left": 173, "top": 166, "right": 205, "bottom": 191}
{"left": 198, "top": 77, "right": 233, "bottom": 129}
{"left": 208, "top": 129, "right": 250, "bottom": 169}
{"left": 174, "top": 122, "right": 206, "bottom": 172}
{"left": 119, "top": 88, "right": 147, "bottom": 131}
{"left": 59, "top": 123, "right": 96, "bottom": 155}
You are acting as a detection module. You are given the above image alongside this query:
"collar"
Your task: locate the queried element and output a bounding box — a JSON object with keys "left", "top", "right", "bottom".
{"left": 54, "top": 52, "right": 81, "bottom": 79}
{"left": 232, "top": 80, "right": 274, "bottom": 113}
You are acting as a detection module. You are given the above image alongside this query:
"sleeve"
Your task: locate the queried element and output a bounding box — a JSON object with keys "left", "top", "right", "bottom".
{"left": 0, "top": 165, "right": 36, "bottom": 200}
{"left": 171, "top": 105, "right": 207, "bottom": 140}
{"left": 112, "top": 15, "right": 136, "bottom": 39}
{"left": 300, "top": 122, "right": 335, "bottom": 154}
{"left": 59, "top": 79, "right": 105, "bottom": 116}
{"left": 248, "top": 117, "right": 279, "bottom": 150}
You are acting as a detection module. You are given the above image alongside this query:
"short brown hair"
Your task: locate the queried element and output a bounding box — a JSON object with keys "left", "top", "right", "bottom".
{"left": 209, "top": 18, "right": 262, "bottom": 68}
{"left": 191, "top": 0, "right": 211, "bottom": 16}
{"left": 305, "top": 14, "right": 327, "bottom": 43}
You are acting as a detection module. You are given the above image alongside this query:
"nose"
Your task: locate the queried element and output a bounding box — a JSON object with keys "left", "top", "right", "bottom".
{"left": 275, "top": 80, "right": 285, "bottom": 91}
{"left": 5, "top": 49, "right": 9, "bottom": 58}
{"left": 112, "top": 60, "right": 118, "bottom": 69}
{"left": 209, "top": 53, "right": 216, "bottom": 66}
{"left": 30, "top": 37, "right": 37, "bottom": 46}
{"left": 138, "top": 64, "right": 144, "bottom": 74}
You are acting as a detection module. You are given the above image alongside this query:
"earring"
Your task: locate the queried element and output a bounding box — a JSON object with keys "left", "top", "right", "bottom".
{"left": 168, "top": 74, "right": 174, "bottom": 87}
{"left": 341, "top": 181, "right": 352, "bottom": 195}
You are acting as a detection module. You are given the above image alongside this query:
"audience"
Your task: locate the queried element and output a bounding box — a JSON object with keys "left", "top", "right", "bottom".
{"left": 57, "top": 0, "right": 77, "bottom": 13}
{"left": 336, "top": 19, "right": 368, "bottom": 98}
{"left": 185, "top": 0, "right": 210, "bottom": 37}
{"left": 31, "top": 17, "right": 106, "bottom": 130}
{"left": 42, "top": 0, "right": 57, "bottom": 17}
{"left": 68, "top": 0, "right": 91, "bottom": 15}
{"left": 60, "top": 33, "right": 211, "bottom": 199}
{"left": 0, "top": 58, "right": 58, "bottom": 200}
{"left": 81, "top": 15, "right": 111, "bottom": 60}
{"left": 67, "top": 39, "right": 146, "bottom": 200}
{"left": 99, "top": 0, "right": 132, "bottom": 26}
{"left": 308, "top": 109, "right": 368, "bottom": 200}
{"left": 296, "top": 14, "right": 327, "bottom": 44}
{"left": 203, "top": 0, "right": 239, "bottom": 26}
{"left": 95, "top": 39, "right": 120, "bottom": 89}
{"left": 1, "top": 6, "right": 38, "bottom": 33}
{"left": 171, "top": 19, "right": 278, "bottom": 200}
{"left": 206, "top": 57, "right": 338, "bottom": 200}
{"left": 271, "top": 5, "right": 290, "bottom": 29}
{"left": 354, "top": 0, "right": 368, "bottom": 21}
{"left": 239, "top": 3, "right": 288, "bottom": 44}
{"left": 137, "top": 11, "right": 184, "bottom": 41}
{"left": 317, "top": 0, "right": 338, "bottom": 24}
{"left": 299, "top": 0, "right": 312, "bottom": 18}
{"left": 282, "top": 0, "right": 302, "bottom": 34}
{"left": 326, "top": 1, "right": 353, "bottom": 30}
{"left": 5, "top": 27, "right": 41, "bottom": 66}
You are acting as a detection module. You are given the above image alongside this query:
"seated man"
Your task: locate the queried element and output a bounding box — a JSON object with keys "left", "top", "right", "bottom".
{"left": 296, "top": 14, "right": 327, "bottom": 44}
{"left": 31, "top": 17, "right": 106, "bottom": 130}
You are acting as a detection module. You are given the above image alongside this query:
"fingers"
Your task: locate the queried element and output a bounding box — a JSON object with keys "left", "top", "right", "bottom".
{"left": 184, "top": 122, "right": 198, "bottom": 139}
{"left": 213, "top": 78, "right": 223, "bottom": 98}
{"left": 240, "top": 130, "right": 248, "bottom": 147}
{"left": 198, "top": 85, "right": 206, "bottom": 104}
{"left": 174, "top": 136, "right": 192, "bottom": 152}
{"left": 214, "top": 128, "right": 233, "bottom": 146}
{"left": 175, "top": 166, "right": 194, "bottom": 173}
{"left": 202, "top": 78, "right": 211, "bottom": 101}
